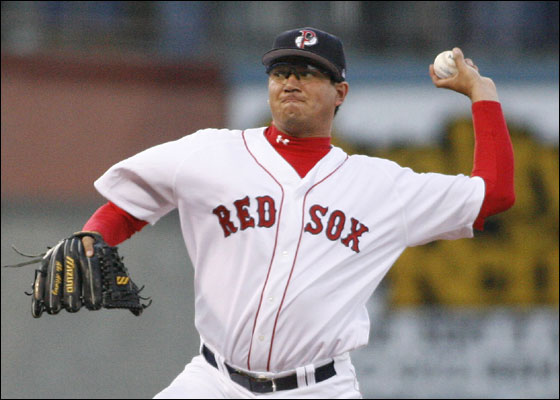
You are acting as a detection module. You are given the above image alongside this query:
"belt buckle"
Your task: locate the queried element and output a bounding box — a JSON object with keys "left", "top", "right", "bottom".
{"left": 254, "top": 374, "right": 276, "bottom": 393}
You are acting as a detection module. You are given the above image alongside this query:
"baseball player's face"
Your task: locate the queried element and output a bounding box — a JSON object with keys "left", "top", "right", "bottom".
{"left": 267, "top": 64, "right": 348, "bottom": 137}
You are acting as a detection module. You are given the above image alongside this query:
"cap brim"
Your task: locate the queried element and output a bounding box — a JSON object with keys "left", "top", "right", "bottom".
{"left": 262, "top": 49, "right": 343, "bottom": 81}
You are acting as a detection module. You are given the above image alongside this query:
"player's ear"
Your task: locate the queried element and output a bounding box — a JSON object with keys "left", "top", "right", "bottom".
{"left": 334, "top": 81, "right": 349, "bottom": 107}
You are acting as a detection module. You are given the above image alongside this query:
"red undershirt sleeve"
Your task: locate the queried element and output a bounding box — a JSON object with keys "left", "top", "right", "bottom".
{"left": 470, "top": 101, "right": 516, "bottom": 230}
{"left": 82, "top": 201, "right": 148, "bottom": 246}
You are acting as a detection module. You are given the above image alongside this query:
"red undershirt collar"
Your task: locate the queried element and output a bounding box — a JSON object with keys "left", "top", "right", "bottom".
{"left": 264, "top": 123, "right": 332, "bottom": 178}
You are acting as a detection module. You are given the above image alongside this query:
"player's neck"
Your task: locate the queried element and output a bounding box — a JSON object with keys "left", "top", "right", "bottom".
{"left": 264, "top": 124, "right": 332, "bottom": 178}
{"left": 272, "top": 119, "right": 332, "bottom": 139}
{"left": 266, "top": 123, "right": 331, "bottom": 147}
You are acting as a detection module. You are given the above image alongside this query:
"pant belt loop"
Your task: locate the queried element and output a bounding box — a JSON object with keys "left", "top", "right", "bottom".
{"left": 217, "top": 353, "right": 229, "bottom": 377}
{"left": 295, "top": 366, "right": 307, "bottom": 387}
{"left": 304, "top": 364, "right": 316, "bottom": 386}
{"left": 205, "top": 344, "right": 228, "bottom": 377}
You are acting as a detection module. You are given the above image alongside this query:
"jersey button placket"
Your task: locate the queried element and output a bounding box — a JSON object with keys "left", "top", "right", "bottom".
{"left": 252, "top": 249, "right": 293, "bottom": 368}
{"left": 252, "top": 189, "right": 302, "bottom": 370}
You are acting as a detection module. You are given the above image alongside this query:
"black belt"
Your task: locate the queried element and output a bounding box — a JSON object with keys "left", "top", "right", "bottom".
{"left": 202, "top": 345, "right": 336, "bottom": 393}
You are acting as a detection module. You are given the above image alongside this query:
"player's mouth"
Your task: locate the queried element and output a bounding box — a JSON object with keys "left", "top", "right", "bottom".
{"left": 281, "top": 96, "right": 305, "bottom": 103}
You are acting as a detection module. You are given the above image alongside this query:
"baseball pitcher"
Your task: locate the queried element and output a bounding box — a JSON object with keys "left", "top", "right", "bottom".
{"left": 15, "top": 27, "right": 516, "bottom": 398}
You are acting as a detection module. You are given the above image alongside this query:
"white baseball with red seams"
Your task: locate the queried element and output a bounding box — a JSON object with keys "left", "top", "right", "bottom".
{"left": 94, "top": 127, "right": 484, "bottom": 375}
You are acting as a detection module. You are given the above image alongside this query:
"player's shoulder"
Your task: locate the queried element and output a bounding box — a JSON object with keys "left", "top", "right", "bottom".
{"left": 132, "top": 128, "right": 246, "bottom": 160}
{"left": 169, "top": 127, "right": 247, "bottom": 150}
{"left": 180, "top": 127, "right": 244, "bottom": 142}
{"left": 339, "top": 152, "right": 415, "bottom": 183}
{"left": 345, "top": 152, "right": 406, "bottom": 172}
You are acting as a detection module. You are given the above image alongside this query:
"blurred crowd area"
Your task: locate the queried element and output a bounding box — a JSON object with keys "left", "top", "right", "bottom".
{"left": 2, "top": 1, "right": 559, "bottom": 62}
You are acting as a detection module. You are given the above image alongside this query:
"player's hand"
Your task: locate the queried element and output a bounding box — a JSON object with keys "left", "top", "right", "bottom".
{"left": 429, "top": 47, "right": 499, "bottom": 102}
{"left": 81, "top": 232, "right": 100, "bottom": 258}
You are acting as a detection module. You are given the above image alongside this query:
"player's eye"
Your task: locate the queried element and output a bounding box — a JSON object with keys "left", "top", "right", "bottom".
{"left": 271, "top": 69, "right": 291, "bottom": 79}
{"left": 299, "top": 70, "right": 320, "bottom": 79}
{"left": 269, "top": 67, "right": 324, "bottom": 82}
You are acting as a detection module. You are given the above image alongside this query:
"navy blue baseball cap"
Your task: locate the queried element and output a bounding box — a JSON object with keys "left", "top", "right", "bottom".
{"left": 262, "top": 27, "right": 346, "bottom": 82}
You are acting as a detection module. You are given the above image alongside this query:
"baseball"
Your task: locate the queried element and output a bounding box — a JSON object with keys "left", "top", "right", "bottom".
{"left": 433, "top": 50, "right": 457, "bottom": 79}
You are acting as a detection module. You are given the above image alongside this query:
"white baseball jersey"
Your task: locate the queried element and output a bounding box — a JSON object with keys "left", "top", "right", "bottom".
{"left": 94, "top": 127, "right": 485, "bottom": 373}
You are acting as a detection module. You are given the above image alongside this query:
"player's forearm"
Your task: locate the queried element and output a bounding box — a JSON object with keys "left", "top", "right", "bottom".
{"left": 470, "top": 101, "right": 515, "bottom": 230}
{"left": 469, "top": 78, "right": 499, "bottom": 103}
{"left": 83, "top": 202, "right": 148, "bottom": 246}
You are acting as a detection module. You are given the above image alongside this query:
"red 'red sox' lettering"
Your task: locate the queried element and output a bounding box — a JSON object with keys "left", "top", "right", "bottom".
{"left": 234, "top": 196, "right": 255, "bottom": 230}
{"left": 326, "top": 210, "right": 345, "bottom": 241}
{"left": 212, "top": 205, "right": 238, "bottom": 237}
{"left": 213, "top": 197, "right": 368, "bottom": 253}
{"left": 256, "top": 196, "right": 276, "bottom": 228}
{"left": 304, "top": 205, "right": 369, "bottom": 253}
{"left": 213, "top": 195, "right": 278, "bottom": 237}
{"left": 305, "top": 205, "right": 328, "bottom": 234}
{"left": 340, "top": 218, "right": 369, "bottom": 253}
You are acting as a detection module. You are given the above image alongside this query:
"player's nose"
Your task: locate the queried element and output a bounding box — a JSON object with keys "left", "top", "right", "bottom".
{"left": 284, "top": 72, "right": 302, "bottom": 85}
{"left": 283, "top": 77, "right": 302, "bottom": 91}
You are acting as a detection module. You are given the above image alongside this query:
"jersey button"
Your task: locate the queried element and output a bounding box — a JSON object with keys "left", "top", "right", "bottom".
{"left": 258, "top": 335, "right": 265, "bottom": 341}
{"left": 282, "top": 250, "right": 289, "bottom": 256}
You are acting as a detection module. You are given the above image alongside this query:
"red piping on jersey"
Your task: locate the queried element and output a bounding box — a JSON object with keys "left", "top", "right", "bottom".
{"left": 266, "top": 154, "right": 349, "bottom": 371}
{"left": 242, "top": 130, "right": 285, "bottom": 371}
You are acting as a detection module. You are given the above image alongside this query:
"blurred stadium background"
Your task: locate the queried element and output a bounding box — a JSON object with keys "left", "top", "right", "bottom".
{"left": 1, "top": 1, "right": 558, "bottom": 398}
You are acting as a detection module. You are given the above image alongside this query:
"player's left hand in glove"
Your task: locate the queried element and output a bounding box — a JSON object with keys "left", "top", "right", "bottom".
{"left": 3, "top": 232, "right": 151, "bottom": 317}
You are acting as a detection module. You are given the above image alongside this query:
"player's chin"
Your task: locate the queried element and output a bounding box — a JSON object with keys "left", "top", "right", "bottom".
{"left": 281, "top": 102, "right": 306, "bottom": 116}
{"left": 282, "top": 110, "right": 305, "bottom": 123}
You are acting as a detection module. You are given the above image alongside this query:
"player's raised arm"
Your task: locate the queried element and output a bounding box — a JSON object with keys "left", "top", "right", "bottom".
{"left": 430, "top": 47, "right": 515, "bottom": 230}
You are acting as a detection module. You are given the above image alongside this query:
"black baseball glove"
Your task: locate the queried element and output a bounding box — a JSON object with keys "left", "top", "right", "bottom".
{"left": 4, "top": 232, "right": 151, "bottom": 317}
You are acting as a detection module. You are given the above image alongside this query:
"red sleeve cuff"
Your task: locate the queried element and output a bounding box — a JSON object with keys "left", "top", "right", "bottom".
{"left": 83, "top": 202, "right": 148, "bottom": 246}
